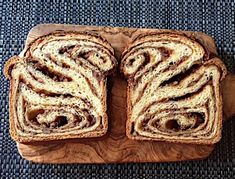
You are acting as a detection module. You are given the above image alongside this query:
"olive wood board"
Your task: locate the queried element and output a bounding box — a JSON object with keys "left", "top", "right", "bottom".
{"left": 15, "top": 24, "right": 235, "bottom": 164}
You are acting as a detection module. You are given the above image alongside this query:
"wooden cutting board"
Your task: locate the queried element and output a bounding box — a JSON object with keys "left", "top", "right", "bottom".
{"left": 16, "top": 24, "right": 235, "bottom": 164}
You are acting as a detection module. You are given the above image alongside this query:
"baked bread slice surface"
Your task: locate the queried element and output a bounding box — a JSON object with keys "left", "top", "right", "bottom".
{"left": 120, "top": 32, "right": 227, "bottom": 144}
{"left": 4, "top": 31, "right": 117, "bottom": 142}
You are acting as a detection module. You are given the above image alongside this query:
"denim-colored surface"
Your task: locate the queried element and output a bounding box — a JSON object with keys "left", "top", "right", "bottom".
{"left": 0, "top": 0, "right": 234, "bottom": 178}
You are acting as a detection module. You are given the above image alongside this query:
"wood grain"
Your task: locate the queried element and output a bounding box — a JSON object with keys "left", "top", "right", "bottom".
{"left": 16, "top": 24, "right": 235, "bottom": 164}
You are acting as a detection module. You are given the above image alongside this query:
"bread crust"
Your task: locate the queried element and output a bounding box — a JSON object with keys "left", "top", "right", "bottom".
{"left": 122, "top": 31, "right": 227, "bottom": 145}
{"left": 27, "top": 31, "right": 115, "bottom": 55}
{"left": 4, "top": 32, "right": 116, "bottom": 143}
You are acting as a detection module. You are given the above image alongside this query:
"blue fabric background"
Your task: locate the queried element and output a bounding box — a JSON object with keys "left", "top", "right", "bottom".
{"left": 0, "top": 0, "right": 234, "bottom": 178}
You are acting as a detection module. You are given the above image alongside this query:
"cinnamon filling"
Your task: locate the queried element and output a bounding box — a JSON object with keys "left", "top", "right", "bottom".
{"left": 139, "top": 112, "right": 205, "bottom": 133}
{"left": 29, "top": 60, "right": 72, "bottom": 82}
{"left": 27, "top": 109, "right": 45, "bottom": 126}
{"left": 158, "top": 47, "right": 172, "bottom": 58}
{"left": 165, "top": 120, "right": 181, "bottom": 131}
{"left": 26, "top": 108, "right": 97, "bottom": 129}
{"left": 58, "top": 45, "right": 75, "bottom": 54}
{"left": 50, "top": 116, "right": 68, "bottom": 128}
{"left": 159, "top": 64, "right": 200, "bottom": 87}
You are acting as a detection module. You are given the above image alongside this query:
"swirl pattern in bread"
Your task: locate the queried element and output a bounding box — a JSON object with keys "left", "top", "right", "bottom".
{"left": 4, "top": 31, "right": 117, "bottom": 142}
{"left": 121, "top": 33, "right": 227, "bottom": 144}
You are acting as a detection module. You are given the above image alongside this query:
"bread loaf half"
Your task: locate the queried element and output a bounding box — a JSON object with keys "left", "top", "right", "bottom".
{"left": 120, "top": 32, "right": 227, "bottom": 144}
{"left": 4, "top": 31, "right": 117, "bottom": 142}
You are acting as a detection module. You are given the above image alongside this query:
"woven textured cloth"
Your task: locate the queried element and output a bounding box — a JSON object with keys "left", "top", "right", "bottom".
{"left": 0, "top": 0, "right": 234, "bottom": 178}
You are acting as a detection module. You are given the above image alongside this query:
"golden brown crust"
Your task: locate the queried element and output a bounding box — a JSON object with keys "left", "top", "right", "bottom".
{"left": 126, "top": 30, "right": 218, "bottom": 56}
{"left": 4, "top": 56, "right": 21, "bottom": 79}
{"left": 4, "top": 32, "right": 116, "bottom": 143}
{"left": 122, "top": 32, "right": 227, "bottom": 145}
{"left": 26, "top": 31, "right": 115, "bottom": 55}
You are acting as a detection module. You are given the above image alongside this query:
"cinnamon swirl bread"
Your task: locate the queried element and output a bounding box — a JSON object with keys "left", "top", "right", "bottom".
{"left": 4, "top": 31, "right": 117, "bottom": 142}
{"left": 121, "top": 32, "right": 227, "bottom": 144}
